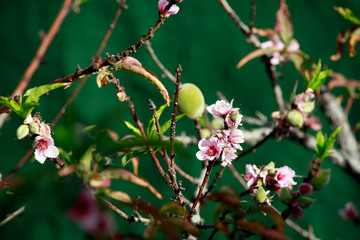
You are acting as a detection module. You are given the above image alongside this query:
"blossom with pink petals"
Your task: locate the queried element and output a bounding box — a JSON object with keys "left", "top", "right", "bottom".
{"left": 210, "top": 130, "right": 228, "bottom": 148}
{"left": 207, "top": 99, "right": 233, "bottom": 118}
{"left": 306, "top": 116, "right": 322, "bottom": 131}
{"left": 244, "top": 164, "right": 260, "bottom": 187}
{"left": 339, "top": 202, "right": 358, "bottom": 220}
{"left": 225, "top": 108, "right": 243, "bottom": 129}
{"left": 275, "top": 166, "right": 296, "bottom": 189}
{"left": 158, "top": 0, "right": 179, "bottom": 18}
{"left": 260, "top": 40, "right": 285, "bottom": 65}
{"left": 220, "top": 145, "right": 237, "bottom": 167}
{"left": 34, "top": 136, "right": 59, "bottom": 164}
{"left": 196, "top": 139, "right": 221, "bottom": 161}
{"left": 226, "top": 128, "right": 245, "bottom": 150}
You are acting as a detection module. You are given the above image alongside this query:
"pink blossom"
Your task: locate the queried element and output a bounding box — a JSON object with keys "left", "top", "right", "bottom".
{"left": 287, "top": 40, "right": 300, "bottom": 52}
{"left": 220, "top": 145, "right": 237, "bottom": 167}
{"left": 68, "top": 188, "right": 115, "bottom": 235}
{"left": 244, "top": 164, "right": 260, "bottom": 187}
{"left": 196, "top": 139, "right": 221, "bottom": 161}
{"left": 298, "top": 183, "right": 313, "bottom": 195}
{"left": 224, "top": 108, "right": 243, "bottom": 129}
{"left": 339, "top": 202, "right": 358, "bottom": 220}
{"left": 275, "top": 166, "right": 296, "bottom": 189}
{"left": 207, "top": 99, "right": 233, "bottom": 118}
{"left": 158, "top": 0, "right": 179, "bottom": 18}
{"left": 306, "top": 116, "right": 322, "bottom": 131}
{"left": 210, "top": 130, "right": 228, "bottom": 148}
{"left": 34, "top": 136, "right": 59, "bottom": 164}
{"left": 68, "top": 188, "right": 99, "bottom": 231}
{"left": 260, "top": 40, "right": 285, "bottom": 65}
{"left": 226, "top": 128, "right": 244, "bottom": 150}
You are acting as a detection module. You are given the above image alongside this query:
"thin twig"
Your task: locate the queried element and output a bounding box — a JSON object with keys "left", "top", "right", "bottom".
{"left": 0, "top": 0, "right": 73, "bottom": 128}
{"left": 174, "top": 163, "right": 200, "bottom": 184}
{"left": 250, "top": 0, "right": 256, "bottom": 30}
{"left": 49, "top": 0, "right": 182, "bottom": 86}
{"left": 145, "top": 41, "right": 177, "bottom": 84}
{"left": 218, "top": 0, "right": 285, "bottom": 113}
{"left": 0, "top": 148, "right": 33, "bottom": 190}
{"left": 0, "top": 205, "right": 26, "bottom": 227}
{"left": 103, "top": 198, "right": 151, "bottom": 224}
{"left": 200, "top": 166, "right": 225, "bottom": 202}
{"left": 191, "top": 160, "right": 216, "bottom": 213}
{"left": 52, "top": 2, "right": 127, "bottom": 125}
{"left": 228, "top": 164, "right": 248, "bottom": 189}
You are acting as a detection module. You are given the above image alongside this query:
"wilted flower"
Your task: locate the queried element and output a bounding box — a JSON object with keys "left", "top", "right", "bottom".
{"left": 196, "top": 139, "right": 221, "bottom": 161}
{"left": 339, "top": 202, "right": 358, "bottom": 220}
{"left": 289, "top": 201, "right": 304, "bottom": 220}
{"left": 275, "top": 166, "right": 297, "bottom": 189}
{"left": 158, "top": 0, "right": 179, "bottom": 18}
{"left": 34, "top": 136, "right": 59, "bottom": 164}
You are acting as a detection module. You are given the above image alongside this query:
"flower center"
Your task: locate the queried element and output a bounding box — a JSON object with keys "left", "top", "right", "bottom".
{"left": 207, "top": 146, "right": 218, "bottom": 157}
{"left": 36, "top": 139, "right": 48, "bottom": 152}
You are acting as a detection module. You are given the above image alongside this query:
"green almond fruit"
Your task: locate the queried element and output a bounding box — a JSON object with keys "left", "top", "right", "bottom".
{"left": 178, "top": 83, "right": 205, "bottom": 119}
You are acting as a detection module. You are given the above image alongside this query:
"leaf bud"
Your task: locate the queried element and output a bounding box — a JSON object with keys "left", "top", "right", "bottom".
{"left": 17, "top": 124, "right": 29, "bottom": 139}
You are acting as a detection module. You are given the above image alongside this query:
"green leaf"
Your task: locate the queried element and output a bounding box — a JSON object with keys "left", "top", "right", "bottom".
{"left": 316, "top": 126, "right": 343, "bottom": 160}
{"left": 79, "top": 145, "right": 94, "bottom": 170}
{"left": 298, "top": 197, "right": 316, "bottom": 209}
{"left": 121, "top": 150, "right": 146, "bottom": 167}
{"left": 118, "top": 118, "right": 142, "bottom": 137}
{"left": 0, "top": 96, "right": 21, "bottom": 114}
{"left": 18, "top": 82, "right": 69, "bottom": 118}
{"left": 146, "top": 104, "right": 167, "bottom": 137}
{"left": 334, "top": 6, "right": 360, "bottom": 26}
{"left": 307, "top": 60, "right": 332, "bottom": 90}
{"left": 160, "top": 113, "right": 186, "bottom": 135}
{"left": 160, "top": 203, "right": 189, "bottom": 218}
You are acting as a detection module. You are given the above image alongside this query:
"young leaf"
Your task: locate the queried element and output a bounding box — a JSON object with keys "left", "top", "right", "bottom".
{"left": 316, "top": 126, "right": 343, "bottom": 160}
{"left": 237, "top": 46, "right": 281, "bottom": 69}
{"left": 0, "top": 96, "right": 21, "bottom": 113}
{"left": 334, "top": 6, "right": 360, "bottom": 26}
{"left": 307, "top": 60, "right": 332, "bottom": 90}
{"left": 160, "top": 113, "right": 186, "bottom": 135}
{"left": 103, "top": 189, "right": 133, "bottom": 203}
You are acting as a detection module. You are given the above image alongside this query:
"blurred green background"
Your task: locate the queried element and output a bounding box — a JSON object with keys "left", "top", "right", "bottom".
{"left": 0, "top": 0, "right": 360, "bottom": 239}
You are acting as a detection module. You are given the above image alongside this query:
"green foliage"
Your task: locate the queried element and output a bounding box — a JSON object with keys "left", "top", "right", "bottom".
{"left": 334, "top": 6, "right": 360, "bottom": 26}
{"left": 316, "top": 126, "right": 343, "bottom": 160}
{"left": 306, "top": 60, "right": 332, "bottom": 91}
{"left": 0, "top": 83, "right": 68, "bottom": 119}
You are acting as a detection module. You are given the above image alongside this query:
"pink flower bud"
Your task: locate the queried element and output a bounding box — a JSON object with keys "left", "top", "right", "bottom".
{"left": 298, "top": 183, "right": 313, "bottom": 195}
{"left": 158, "top": 0, "right": 179, "bottom": 18}
{"left": 339, "top": 202, "right": 358, "bottom": 220}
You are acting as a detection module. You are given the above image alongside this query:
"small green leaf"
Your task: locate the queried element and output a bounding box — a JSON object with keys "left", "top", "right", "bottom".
{"left": 79, "top": 145, "right": 94, "bottom": 170}
{"left": 121, "top": 150, "right": 146, "bottom": 167}
{"left": 160, "top": 203, "right": 189, "bottom": 218}
{"left": 334, "top": 6, "right": 360, "bottom": 26}
{"left": 316, "top": 126, "right": 343, "bottom": 160}
{"left": 0, "top": 96, "right": 21, "bottom": 113}
{"left": 298, "top": 197, "right": 316, "bottom": 209}
{"left": 307, "top": 60, "right": 332, "bottom": 90}
{"left": 160, "top": 113, "right": 186, "bottom": 135}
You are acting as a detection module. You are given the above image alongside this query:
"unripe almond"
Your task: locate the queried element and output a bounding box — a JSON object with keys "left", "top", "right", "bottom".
{"left": 286, "top": 109, "right": 303, "bottom": 127}
{"left": 178, "top": 83, "right": 205, "bottom": 119}
{"left": 17, "top": 124, "right": 29, "bottom": 139}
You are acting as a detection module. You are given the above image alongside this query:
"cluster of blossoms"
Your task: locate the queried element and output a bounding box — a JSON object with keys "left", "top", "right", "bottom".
{"left": 17, "top": 114, "right": 59, "bottom": 164}
{"left": 196, "top": 99, "right": 244, "bottom": 167}
{"left": 244, "top": 162, "right": 296, "bottom": 204}
{"left": 260, "top": 39, "right": 299, "bottom": 66}
{"left": 272, "top": 88, "right": 321, "bottom": 133}
{"left": 245, "top": 162, "right": 315, "bottom": 220}
{"left": 158, "top": 0, "right": 179, "bottom": 18}
{"left": 68, "top": 188, "right": 115, "bottom": 236}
